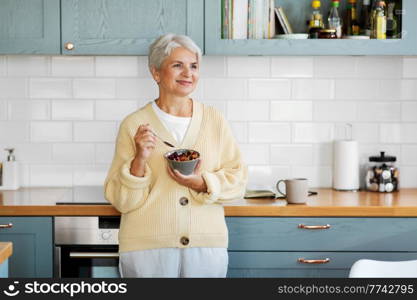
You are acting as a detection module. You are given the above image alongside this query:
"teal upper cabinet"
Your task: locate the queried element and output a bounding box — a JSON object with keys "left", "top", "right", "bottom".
{"left": 0, "top": 0, "right": 60, "bottom": 54}
{"left": 205, "top": 0, "right": 417, "bottom": 55}
{"left": 61, "top": 0, "right": 204, "bottom": 55}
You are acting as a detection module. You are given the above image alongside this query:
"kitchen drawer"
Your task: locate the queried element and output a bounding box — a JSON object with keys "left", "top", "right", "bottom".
{"left": 226, "top": 217, "right": 417, "bottom": 252}
{"left": 0, "top": 217, "right": 53, "bottom": 277}
{"left": 227, "top": 251, "right": 417, "bottom": 278}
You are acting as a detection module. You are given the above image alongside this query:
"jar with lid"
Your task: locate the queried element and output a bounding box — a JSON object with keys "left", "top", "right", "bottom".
{"left": 365, "top": 151, "right": 399, "bottom": 193}
{"left": 319, "top": 29, "right": 337, "bottom": 39}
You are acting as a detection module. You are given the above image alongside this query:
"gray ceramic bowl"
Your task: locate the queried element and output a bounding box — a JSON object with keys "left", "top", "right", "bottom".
{"left": 164, "top": 149, "right": 200, "bottom": 175}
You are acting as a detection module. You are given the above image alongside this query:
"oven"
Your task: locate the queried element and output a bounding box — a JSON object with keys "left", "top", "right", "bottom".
{"left": 54, "top": 216, "right": 120, "bottom": 278}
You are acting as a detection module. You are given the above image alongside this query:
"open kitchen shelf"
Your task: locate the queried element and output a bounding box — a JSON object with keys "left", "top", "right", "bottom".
{"left": 205, "top": 0, "right": 417, "bottom": 55}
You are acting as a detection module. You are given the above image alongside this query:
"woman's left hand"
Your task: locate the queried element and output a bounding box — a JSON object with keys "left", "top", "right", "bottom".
{"left": 167, "top": 159, "right": 207, "bottom": 193}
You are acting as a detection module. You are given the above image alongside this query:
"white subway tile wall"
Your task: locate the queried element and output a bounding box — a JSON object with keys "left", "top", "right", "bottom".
{"left": 0, "top": 101, "right": 7, "bottom": 120}
{"left": 0, "top": 55, "right": 416, "bottom": 188}
{"left": 8, "top": 56, "right": 50, "bottom": 77}
{"left": 0, "top": 57, "right": 6, "bottom": 76}
{"left": 9, "top": 100, "right": 50, "bottom": 120}
{"left": 52, "top": 56, "right": 95, "bottom": 77}
{"left": 73, "top": 79, "right": 116, "bottom": 99}
{"left": 228, "top": 57, "right": 270, "bottom": 78}
{"left": 271, "top": 57, "right": 314, "bottom": 78}
{"left": 52, "top": 101, "right": 94, "bottom": 120}
{"left": 95, "top": 56, "right": 139, "bottom": 77}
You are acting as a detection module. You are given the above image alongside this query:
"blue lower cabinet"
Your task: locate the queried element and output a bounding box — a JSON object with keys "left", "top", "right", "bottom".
{"left": 225, "top": 217, "right": 417, "bottom": 278}
{"left": 0, "top": 217, "right": 53, "bottom": 278}
{"left": 0, "top": 259, "right": 9, "bottom": 278}
{"left": 227, "top": 252, "right": 417, "bottom": 278}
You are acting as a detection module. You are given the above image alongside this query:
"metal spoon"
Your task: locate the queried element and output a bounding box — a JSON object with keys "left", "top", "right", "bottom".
{"left": 150, "top": 130, "right": 176, "bottom": 148}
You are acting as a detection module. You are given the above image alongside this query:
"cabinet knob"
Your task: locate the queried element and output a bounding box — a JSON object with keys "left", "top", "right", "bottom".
{"left": 64, "top": 42, "right": 75, "bottom": 50}
{"left": 0, "top": 223, "right": 13, "bottom": 229}
{"left": 298, "top": 224, "right": 331, "bottom": 230}
{"left": 298, "top": 258, "right": 330, "bottom": 264}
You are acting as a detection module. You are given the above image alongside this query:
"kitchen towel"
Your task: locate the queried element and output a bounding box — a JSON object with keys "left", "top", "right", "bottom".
{"left": 333, "top": 140, "right": 359, "bottom": 191}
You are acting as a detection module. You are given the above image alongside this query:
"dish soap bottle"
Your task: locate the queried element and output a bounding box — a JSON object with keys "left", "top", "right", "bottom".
{"left": 0, "top": 148, "right": 20, "bottom": 190}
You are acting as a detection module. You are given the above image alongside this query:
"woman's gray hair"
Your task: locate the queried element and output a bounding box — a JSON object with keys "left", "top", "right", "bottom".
{"left": 148, "top": 33, "right": 202, "bottom": 71}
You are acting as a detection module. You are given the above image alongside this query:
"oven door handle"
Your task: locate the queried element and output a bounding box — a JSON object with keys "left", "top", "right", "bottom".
{"left": 69, "top": 252, "right": 119, "bottom": 258}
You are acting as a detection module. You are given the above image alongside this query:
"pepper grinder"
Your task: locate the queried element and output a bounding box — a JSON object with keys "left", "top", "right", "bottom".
{"left": 0, "top": 148, "right": 20, "bottom": 190}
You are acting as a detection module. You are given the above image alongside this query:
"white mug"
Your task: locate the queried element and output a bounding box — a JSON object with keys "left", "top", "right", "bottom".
{"left": 276, "top": 178, "right": 315, "bottom": 204}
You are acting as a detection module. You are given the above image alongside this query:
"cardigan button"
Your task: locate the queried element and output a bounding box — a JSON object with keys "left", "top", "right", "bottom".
{"left": 179, "top": 197, "right": 189, "bottom": 206}
{"left": 180, "top": 237, "right": 189, "bottom": 246}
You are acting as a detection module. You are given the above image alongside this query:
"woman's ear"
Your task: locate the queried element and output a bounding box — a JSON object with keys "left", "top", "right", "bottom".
{"left": 150, "top": 66, "right": 161, "bottom": 84}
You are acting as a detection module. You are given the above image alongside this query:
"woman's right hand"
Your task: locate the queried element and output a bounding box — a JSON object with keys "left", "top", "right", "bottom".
{"left": 134, "top": 123, "right": 157, "bottom": 162}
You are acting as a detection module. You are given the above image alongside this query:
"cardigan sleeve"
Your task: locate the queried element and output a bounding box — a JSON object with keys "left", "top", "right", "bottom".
{"left": 189, "top": 115, "right": 248, "bottom": 205}
{"left": 104, "top": 120, "right": 152, "bottom": 213}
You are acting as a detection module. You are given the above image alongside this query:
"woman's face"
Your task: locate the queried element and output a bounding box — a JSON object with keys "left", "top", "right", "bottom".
{"left": 152, "top": 47, "right": 199, "bottom": 98}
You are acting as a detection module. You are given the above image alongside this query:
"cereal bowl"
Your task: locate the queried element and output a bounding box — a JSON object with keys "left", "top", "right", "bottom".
{"left": 164, "top": 149, "right": 200, "bottom": 175}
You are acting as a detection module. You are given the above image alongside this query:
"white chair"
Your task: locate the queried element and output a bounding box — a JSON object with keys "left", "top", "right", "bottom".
{"left": 349, "top": 259, "right": 417, "bottom": 278}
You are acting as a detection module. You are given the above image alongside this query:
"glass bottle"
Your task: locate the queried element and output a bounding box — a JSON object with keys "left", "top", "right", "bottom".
{"left": 346, "top": 0, "right": 360, "bottom": 36}
{"left": 370, "top": 0, "right": 377, "bottom": 38}
{"left": 373, "top": 1, "right": 387, "bottom": 39}
{"left": 386, "top": 0, "right": 398, "bottom": 38}
{"left": 394, "top": 0, "right": 402, "bottom": 38}
{"left": 328, "top": 0, "right": 342, "bottom": 38}
{"left": 308, "top": 0, "right": 324, "bottom": 39}
{"left": 360, "top": 0, "right": 372, "bottom": 36}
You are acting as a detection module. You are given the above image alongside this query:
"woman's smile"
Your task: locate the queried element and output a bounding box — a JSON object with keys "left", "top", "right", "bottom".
{"left": 177, "top": 80, "right": 193, "bottom": 86}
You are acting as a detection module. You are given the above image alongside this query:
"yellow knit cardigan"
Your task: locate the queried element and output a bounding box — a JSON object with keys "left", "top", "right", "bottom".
{"left": 104, "top": 99, "right": 248, "bottom": 252}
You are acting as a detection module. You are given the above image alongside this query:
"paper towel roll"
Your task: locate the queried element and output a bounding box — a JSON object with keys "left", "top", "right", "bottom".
{"left": 333, "top": 140, "right": 359, "bottom": 191}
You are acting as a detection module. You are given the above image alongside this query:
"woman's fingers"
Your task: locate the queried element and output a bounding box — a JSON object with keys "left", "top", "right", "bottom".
{"left": 139, "top": 139, "right": 156, "bottom": 148}
{"left": 190, "top": 159, "right": 202, "bottom": 176}
{"left": 194, "top": 159, "right": 201, "bottom": 173}
{"left": 135, "top": 124, "right": 156, "bottom": 145}
{"left": 167, "top": 165, "right": 176, "bottom": 179}
{"left": 138, "top": 133, "right": 155, "bottom": 142}
{"left": 135, "top": 123, "right": 151, "bottom": 136}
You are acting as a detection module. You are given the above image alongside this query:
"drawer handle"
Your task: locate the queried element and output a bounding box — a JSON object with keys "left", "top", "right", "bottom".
{"left": 0, "top": 223, "right": 13, "bottom": 229}
{"left": 298, "top": 258, "right": 330, "bottom": 264}
{"left": 298, "top": 224, "right": 330, "bottom": 230}
{"left": 69, "top": 252, "right": 119, "bottom": 259}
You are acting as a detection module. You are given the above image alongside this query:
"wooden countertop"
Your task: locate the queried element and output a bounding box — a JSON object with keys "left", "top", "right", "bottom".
{"left": 0, "top": 242, "right": 12, "bottom": 265}
{"left": 1, "top": 187, "right": 417, "bottom": 216}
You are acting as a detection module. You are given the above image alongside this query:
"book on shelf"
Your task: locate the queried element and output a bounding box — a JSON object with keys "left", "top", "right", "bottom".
{"left": 232, "top": 0, "right": 248, "bottom": 39}
{"left": 222, "top": 0, "right": 276, "bottom": 39}
{"left": 247, "top": 0, "right": 255, "bottom": 39}
{"left": 254, "top": 0, "right": 264, "bottom": 39}
{"left": 221, "top": 0, "right": 233, "bottom": 39}
{"left": 267, "top": 0, "right": 276, "bottom": 38}
{"left": 275, "top": 6, "right": 293, "bottom": 34}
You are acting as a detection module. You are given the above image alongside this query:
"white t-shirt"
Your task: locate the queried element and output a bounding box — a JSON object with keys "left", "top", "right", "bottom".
{"left": 151, "top": 100, "right": 191, "bottom": 145}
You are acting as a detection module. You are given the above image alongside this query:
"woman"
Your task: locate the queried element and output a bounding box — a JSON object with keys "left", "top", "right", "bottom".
{"left": 104, "top": 33, "right": 248, "bottom": 278}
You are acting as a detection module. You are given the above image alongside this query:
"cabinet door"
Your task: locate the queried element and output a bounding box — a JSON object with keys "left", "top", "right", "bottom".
{"left": 226, "top": 217, "right": 417, "bottom": 252}
{"left": 0, "top": 217, "right": 53, "bottom": 278}
{"left": 61, "top": 0, "right": 204, "bottom": 55}
{"left": 0, "top": 0, "right": 60, "bottom": 54}
{"left": 0, "top": 260, "right": 9, "bottom": 278}
{"left": 227, "top": 252, "right": 417, "bottom": 278}
{"left": 205, "top": 0, "right": 417, "bottom": 55}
